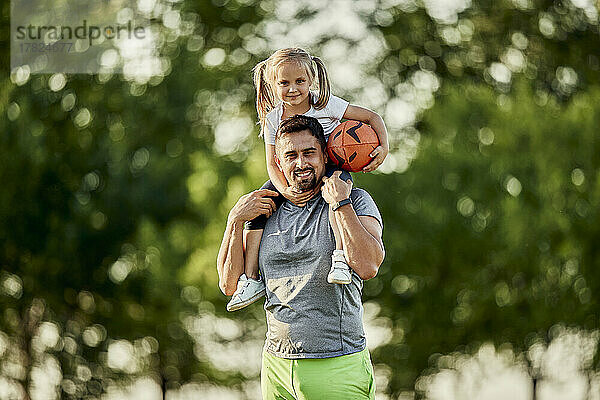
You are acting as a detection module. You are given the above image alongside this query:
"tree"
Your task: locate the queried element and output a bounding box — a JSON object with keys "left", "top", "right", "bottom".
{"left": 363, "top": 80, "right": 600, "bottom": 396}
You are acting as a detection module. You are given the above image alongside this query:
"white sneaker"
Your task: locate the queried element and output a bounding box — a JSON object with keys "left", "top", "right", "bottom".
{"left": 226, "top": 274, "right": 266, "bottom": 311}
{"left": 327, "top": 250, "right": 352, "bottom": 284}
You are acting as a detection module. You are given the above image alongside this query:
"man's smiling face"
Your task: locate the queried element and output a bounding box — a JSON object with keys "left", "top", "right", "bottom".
{"left": 275, "top": 129, "right": 327, "bottom": 193}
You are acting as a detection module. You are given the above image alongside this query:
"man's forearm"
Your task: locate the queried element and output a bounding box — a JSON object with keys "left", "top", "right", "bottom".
{"left": 216, "top": 188, "right": 278, "bottom": 295}
{"left": 216, "top": 217, "right": 245, "bottom": 295}
{"left": 334, "top": 205, "right": 384, "bottom": 280}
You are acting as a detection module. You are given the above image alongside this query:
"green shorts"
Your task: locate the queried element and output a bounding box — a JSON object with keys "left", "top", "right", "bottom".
{"left": 261, "top": 348, "right": 375, "bottom": 400}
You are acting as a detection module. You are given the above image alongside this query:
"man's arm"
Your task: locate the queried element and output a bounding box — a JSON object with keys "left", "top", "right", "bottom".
{"left": 322, "top": 172, "right": 384, "bottom": 280}
{"left": 334, "top": 211, "right": 384, "bottom": 280}
{"left": 216, "top": 189, "right": 278, "bottom": 295}
{"left": 216, "top": 217, "right": 245, "bottom": 295}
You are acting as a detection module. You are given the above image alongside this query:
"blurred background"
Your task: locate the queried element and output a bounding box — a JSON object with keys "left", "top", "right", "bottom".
{"left": 2, "top": 0, "right": 600, "bottom": 398}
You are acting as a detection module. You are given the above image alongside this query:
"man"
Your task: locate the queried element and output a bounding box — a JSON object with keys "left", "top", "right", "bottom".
{"left": 217, "top": 115, "right": 385, "bottom": 399}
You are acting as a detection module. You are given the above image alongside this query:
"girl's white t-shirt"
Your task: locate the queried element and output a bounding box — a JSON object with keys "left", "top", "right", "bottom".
{"left": 262, "top": 94, "right": 350, "bottom": 145}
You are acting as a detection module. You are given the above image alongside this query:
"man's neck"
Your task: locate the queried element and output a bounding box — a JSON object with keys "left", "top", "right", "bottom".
{"left": 289, "top": 183, "right": 322, "bottom": 207}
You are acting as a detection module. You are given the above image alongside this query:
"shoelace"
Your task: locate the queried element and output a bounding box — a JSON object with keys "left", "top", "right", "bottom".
{"left": 332, "top": 265, "right": 350, "bottom": 271}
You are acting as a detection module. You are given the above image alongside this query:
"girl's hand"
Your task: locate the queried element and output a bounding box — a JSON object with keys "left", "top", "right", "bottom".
{"left": 362, "top": 145, "right": 388, "bottom": 173}
{"left": 281, "top": 186, "right": 316, "bottom": 205}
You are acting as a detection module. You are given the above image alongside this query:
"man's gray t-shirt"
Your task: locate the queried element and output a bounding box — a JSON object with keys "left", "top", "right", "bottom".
{"left": 258, "top": 188, "right": 382, "bottom": 359}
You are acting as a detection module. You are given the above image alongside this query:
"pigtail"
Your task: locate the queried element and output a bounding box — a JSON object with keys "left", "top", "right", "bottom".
{"left": 252, "top": 60, "right": 276, "bottom": 133}
{"left": 311, "top": 56, "right": 331, "bottom": 110}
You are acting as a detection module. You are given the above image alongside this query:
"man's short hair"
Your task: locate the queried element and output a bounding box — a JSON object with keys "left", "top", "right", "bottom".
{"left": 275, "top": 115, "right": 326, "bottom": 152}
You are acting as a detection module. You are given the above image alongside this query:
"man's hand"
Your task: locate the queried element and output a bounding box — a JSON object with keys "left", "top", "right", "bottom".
{"left": 228, "top": 189, "right": 279, "bottom": 223}
{"left": 362, "top": 145, "right": 388, "bottom": 173}
{"left": 321, "top": 171, "right": 352, "bottom": 205}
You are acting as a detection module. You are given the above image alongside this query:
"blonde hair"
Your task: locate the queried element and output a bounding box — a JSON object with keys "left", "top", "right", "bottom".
{"left": 252, "top": 48, "right": 331, "bottom": 134}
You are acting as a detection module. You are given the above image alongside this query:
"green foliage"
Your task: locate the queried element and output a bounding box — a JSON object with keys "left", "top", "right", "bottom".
{"left": 363, "top": 80, "right": 600, "bottom": 394}
{"left": 0, "top": 0, "right": 266, "bottom": 396}
{"left": 375, "top": 0, "right": 600, "bottom": 97}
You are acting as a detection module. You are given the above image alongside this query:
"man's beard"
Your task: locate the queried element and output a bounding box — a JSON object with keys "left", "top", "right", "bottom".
{"left": 291, "top": 167, "right": 317, "bottom": 192}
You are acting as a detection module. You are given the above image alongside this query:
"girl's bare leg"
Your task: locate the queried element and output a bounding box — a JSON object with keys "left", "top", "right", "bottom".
{"left": 243, "top": 229, "right": 263, "bottom": 279}
{"left": 328, "top": 206, "right": 344, "bottom": 251}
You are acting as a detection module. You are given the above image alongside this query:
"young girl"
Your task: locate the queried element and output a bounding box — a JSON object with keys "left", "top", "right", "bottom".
{"left": 226, "top": 48, "right": 389, "bottom": 311}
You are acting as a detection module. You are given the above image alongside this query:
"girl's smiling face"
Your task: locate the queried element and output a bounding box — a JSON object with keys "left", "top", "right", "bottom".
{"left": 274, "top": 62, "right": 311, "bottom": 110}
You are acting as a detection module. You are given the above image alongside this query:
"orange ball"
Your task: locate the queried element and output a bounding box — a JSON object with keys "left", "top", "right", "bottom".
{"left": 327, "top": 120, "right": 379, "bottom": 172}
